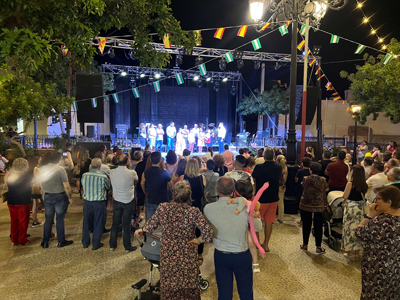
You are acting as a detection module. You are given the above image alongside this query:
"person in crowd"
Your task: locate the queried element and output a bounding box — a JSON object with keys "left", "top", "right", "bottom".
{"left": 225, "top": 155, "right": 254, "bottom": 185}
{"left": 181, "top": 149, "right": 191, "bottom": 161}
{"left": 387, "top": 141, "right": 398, "bottom": 153}
{"left": 320, "top": 151, "right": 333, "bottom": 182}
{"left": 325, "top": 150, "right": 349, "bottom": 192}
{"left": 183, "top": 158, "right": 207, "bottom": 264}
{"left": 81, "top": 158, "right": 110, "bottom": 250}
{"left": 205, "top": 129, "right": 212, "bottom": 148}
{"left": 109, "top": 154, "right": 138, "bottom": 253}
{"left": 175, "top": 128, "right": 186, "bottom": 155}
{"left": 341, "top": 165, "right": 368, "bottom": 261}
{"left": 193, "top": 156, "right": 206, "bottom": 173}
{"left": 166, "top": 121, "right": 176, "bottom": 151}
{"left": 204, "top": 177, "right": 262, "bottom": 299}
{"left": 276, "top": 155, "right": 287, "bottom": 223}
{"left": 363, "top": 157, "right": 373, "bottom": 180}
{"left": 239, "top": 148, "right": 245, "bottom": 156}
{"left": 326, "top": 140, "right": 334, "bottom": 152}
{"left": 0, "top": 153, "right": 9, "bottom": 173}
{"left": 135, "top": 151, "right": 151, "bottom": 217}
{"left": 357, "top": 140, "right": 369, "bottom": 164}
{"left": 148, "top": 124, "right": 157, "bottom": 150}
{"left": 31, "top": 155, "right": 44, "bottom": 227}
{"left": 371, "top": 144, "right": 382, "bottom": 162}
{"left": 393, "top": 150, "right": 400, "bottom": 160}
{"left": 255, "top": 148, "right": 264, "bottom": 166}
{"left": 366, "top": 162, "right": 389, "bottom": 205}
{"left": 295, "top": 157, "right": 311, "bottom": 208}
{"left": 252, "top": 147, "right": 282, "bottom": 252}
{"left": 203, "top": 159, "right": 219, "bottom": 202}
{"left": 273, "top": 147, "right": 280, "bottom": 158}
{"left": 213, "top": 154, "right": 228, "bottom": 176}
{"left": 75, "top": 149, "right": 91, "bottom": 199}
{"left": 142, "top": 152, "right": 171, "bottom": 220}
{"left": 106, "top": 154, "right": 114, "bottom": 166}
{"left": 344, "top": 153, "right": 352, "bottom": 166}
{"left": 63, "top": 143, "right": 74, "bottom": 172}
{"left": 6, "top": 158, "right": 33, "bottom": 246}
{"left": 71, "top": 145, "right": 81, "bottom": 165}
{"left": 112, "top": 146, "right": 119, "bottom": 154}
{"left": 222, "top": 144, "right": 235, "bottom": 172}
{"left": 188, "top": 129, "right": 195, "bottom": 153}
{"left": 90, "top": 151, "right": 111, "bottom": 177}
{"left": 299, "top": 162, "right": 329, "bottom": 254}
{"left": 202, "top": 146, "right": 214, "bottom": 163}
{"left": 217, "top": 122, "right": 226, "bottom": 154}
{"left": 386, "top": 167, "right": 400, "bottom": 190}
{"left": 306, "top": 146, "right": 315, "bottom": 160}
{"left": 197, "top": 128, "right": 205, "bottom": 154}
{"left": 130, "top": 151, "right": 142, "bottom": 170}
{"left": 193, "top": 124, "right": 200, "bottom": 152}
{"left": 135, "top": 180, "right": 213, "bottom": 299}
{"left": 356, "top": 185, "right": 400, "bottom": 300}
{"left": 39, "top": 152, "right": 73, "bottom": 249}
{"left": 385, "top": 158, "right": 400, "bottom": 174}
{"left": 279, "top": 148, "right": 287, "bottom": 157}
{"left": 165, "top": 150, "right": 177, "bottom": 177}
{"left": 242, "top": 157, "right": 256, "bottom": 174}
{"left": 382, "top": 151, "right": 392, "bottom": 165}
{"left": 243, "top": 148, "right": 250, "bottom": 158}
{"left": 171, "top": 159, "right": 187, "bottom": 184}
{"left": 139, "top": 123, "right": 147, "bottom": 148}
{"left": 182, "top": 125, "right": 189, "bottom": 147}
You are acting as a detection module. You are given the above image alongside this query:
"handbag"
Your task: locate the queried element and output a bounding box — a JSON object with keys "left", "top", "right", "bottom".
{"left": 204, "top": 172, "right": 216, "bottom": 204}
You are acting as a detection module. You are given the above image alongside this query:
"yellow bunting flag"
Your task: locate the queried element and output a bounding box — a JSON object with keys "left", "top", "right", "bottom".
{"left": 163, "top": 34, "right": 171, "bottom": 48}
{"left": 214, "top": 28, "right": 225, "bottom": 39}
{"left": 334, "top": 96, "right": 341, "bottom": 101}
{"left": 194, "top": 30, "right": 201, "bottom": 46}
{"left": 346, "top": 107, "right": 350, "bottom": 113}
{"left": 309, "top": 58, "right": 316, "bottom": 67}
{"left": 237, "top": 25, "right": 248, "bottom": 37}
{"left": 341, "top": 100, "right": 345, "bottom": 104}
{"left": 286, "top": 20, "right": 292, "bottom": 28}
{"left": 315, "top": 67, "right": 321, "bottom": 75}
{"left": 317, "top": 75, "right": 325, "bottom": 81}
{"left": 332, "top": 92, "right": 338, "bottom": 96}
{"left": 297, "top": 40, "right": 305, "bottom": 51}
{"left": 97, "top": 37, "right": 107, "bottom": 54}
{"left": 261, "top": 23, "right": 271, "bottom": 31}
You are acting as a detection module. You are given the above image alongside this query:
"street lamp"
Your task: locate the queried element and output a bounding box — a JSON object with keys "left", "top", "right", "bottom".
{"left": 351, "top": 105, "right": 361, "bottom": 166}
{"left": 249, "top": 0, "right": 348, "bottom": 165}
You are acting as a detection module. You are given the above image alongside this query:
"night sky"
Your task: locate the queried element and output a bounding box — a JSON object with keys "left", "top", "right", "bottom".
{"left": 97, "top": 0, "right": 400, "bottom": 99}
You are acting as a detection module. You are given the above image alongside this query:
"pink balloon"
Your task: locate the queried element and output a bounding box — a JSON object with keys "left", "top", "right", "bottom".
{"left": 248, "top": 182, "right": 269, "bottom": 256}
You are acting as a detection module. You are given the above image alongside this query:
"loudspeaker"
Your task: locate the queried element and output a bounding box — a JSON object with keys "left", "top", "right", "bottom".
{"left": 76, "top": 142, "right": 111, "bottom": 158}
{"left": 87, "top": 126, "right": 95, "bottom": 138}
{"left": 76, "top": 73, "right": 104, "bottom": 123}
{"left": 296, "top": 87, "right": 319, "bottom": 125}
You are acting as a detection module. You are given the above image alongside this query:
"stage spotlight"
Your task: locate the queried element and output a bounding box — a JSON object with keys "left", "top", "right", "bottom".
{"left": 214, "top": 82, "right": 220, "bottom": 92}
{"left": 140, "top": 73, "right": 146, "bottom": 78}
{"left": 237, "top": 59, "right": 244, "bottom": 69}
{"left": 108, "top": 48, "right": 115, "bottom": 58}
{"left": 195, "top": 56, "right": 203, "bottom": 66}
{"left": 193, "top": 75, "right": 200, "bottom": 81}
{"left": 176, "top": 55, "right": 183, "bottom": 65}
{"left": 254, "top": 60, "right": 261, "bottom": 69}
{"left": 274, "top": 61, "right": 281, "bottom": 70}
{"left": 197, "top": 80, "right": 203, "bottom": 88}
{"left": 154, "top": 73, "right": 161, "bottom": 79}
{"left": 230, "top": 85, "right": 236, "bottom": 96}
{"left": 121, "top": 71, "right": 127, "bottom": 76}
{"left": 222, "top": 77, "right": 228, "bottom": 82}
{"left": 206, "top": 77, "right": 211, "bottom": 82}
{"left": 219, "top": 58, "right": 227, "bottom": 71}
{"left": 233, "top": 50, "right": 244, "bottom": 59}
{"left": 313, "top": 45, "right": 322, "bottom": 56}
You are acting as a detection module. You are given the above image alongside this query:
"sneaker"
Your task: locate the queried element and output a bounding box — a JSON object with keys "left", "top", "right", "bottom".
{"left": 109, "top": 248, "right": 116, "bottom": 252}
{"left": 32, "top": 221, "right": 42, "bottom": 227}
{"left": 125, "top": 246, "right": 137, "bottom": 253}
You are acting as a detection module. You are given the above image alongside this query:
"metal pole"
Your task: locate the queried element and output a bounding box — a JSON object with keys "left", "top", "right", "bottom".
{"left": 258, "top": 63, "right": 266, "bottom": 133}
{"left": 239, "top": 79, "right": 243, "bottom": 132}
{"left": 353, "top": 120, "right": 357, "bottom": 166}
{"left": 300, "top": 17, "right": 310, "bottom": 160}
{"left": 316, "top": 58, "right": 322, "bottom": 155}
{"left": 33, "top": 118, "right": 38, "bottom": 149}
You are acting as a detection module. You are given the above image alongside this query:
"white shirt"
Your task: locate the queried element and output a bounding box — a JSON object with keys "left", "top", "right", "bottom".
{"left": 366, "top": 172, "right": 389, "bottom": 204}
{"left": 166, "top": 126, "right": 176, "bottom": 138}
{"left": 218, "top": 126, "right": 226, "bottom": 139}
{"left": 89, "top": 163, "right": 111, "bottom": 177}
{"left": 255, "top": 157, "right": 264, "bottom": 165}
{"left": 148, "top": 128, "right": 156, "bottom": 138}
{"left": 156, "top": 128, "right": 164, "bottom": 140}
{"left": 193, "top": 127, "right": 199, "bottom": 137}
{"left": 188, "top": 132, "right": 195, "bottom": 143}
{"left": 110, "top": 166, "right": 138, "bottom": 203}
{"left": 0, "top": 156, "right": 9, "bottom": 170}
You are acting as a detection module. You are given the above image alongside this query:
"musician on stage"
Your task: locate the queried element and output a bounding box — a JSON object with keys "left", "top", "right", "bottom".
{"left": 139, "top": 123, "right": 147, "bottom": 147}
{"left": 205, "top": 129, "right": 212, "bottom": 147}
{"left": 148, "top": 124, "right": 156, "bottom": 150}
{"left": 193, "top": 124, "right": 199, "bottom": 152}
{"left": 156, "top": 124, "right": 164, "bottom": 151}
{"left": 166, "top": 122, "right": 176, "bottom": 151}
{"left": 182, "top": 125, "right": 189, "bottom": 146}
{"left": 218, "top": 122, "right": 226, "bottom": 154}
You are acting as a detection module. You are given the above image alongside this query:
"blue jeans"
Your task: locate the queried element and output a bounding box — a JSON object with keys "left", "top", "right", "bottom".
{"left": 167, "top": 137, "right": 175, "bottom": 151}
{"left": 218, "top": 138, "right": 224, "bottom": 153}
{"left": 214, "top": 249, "right": 253, "bottom": 300}
{"left": 42, "top": 193, "right": 69, "bottom": 244}
{"left": 156, "top": 139, "right": 163, "bottom": 151}
{"left": 146, "top": 199, "right": 159, "bottom": 221}
{"left": 82, "top": 200, "right": 107, "bottom": 248}
{"left": 140, "top": 137, "right": 147, "bottom": 147}
{"left": 109, "top": 200, "right": 135, "bottom": 250}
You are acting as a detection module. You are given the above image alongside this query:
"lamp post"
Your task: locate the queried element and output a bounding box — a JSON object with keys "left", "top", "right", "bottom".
{"left": 249, "top": 0, "right": 348, "bottom": 165}
{"left": 351, "top": 105, "right": 361, "bottom": 166}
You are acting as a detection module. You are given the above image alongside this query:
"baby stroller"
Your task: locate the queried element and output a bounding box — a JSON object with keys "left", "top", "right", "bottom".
{"left": 324, "top": 191, "right": 345, "bottom": 249}
{"left": 132, "top": 229, "right": 209, "bottom": 300}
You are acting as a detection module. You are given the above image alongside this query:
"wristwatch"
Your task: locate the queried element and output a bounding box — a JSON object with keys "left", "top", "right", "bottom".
{"left": 364, "top": 214, "right": 372, "bottom": 220}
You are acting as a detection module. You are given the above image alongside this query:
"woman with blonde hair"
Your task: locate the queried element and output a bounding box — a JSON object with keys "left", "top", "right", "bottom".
{"left": 276, "top": 155, "right": 288, "bottom": 223}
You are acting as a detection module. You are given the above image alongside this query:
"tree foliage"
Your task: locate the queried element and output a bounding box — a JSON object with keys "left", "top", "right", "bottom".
{"left": 340, "top": 38, "right": 400, "bottom": 124}
{"left": 238, "top": 83, "right": 290, "bottom": 116}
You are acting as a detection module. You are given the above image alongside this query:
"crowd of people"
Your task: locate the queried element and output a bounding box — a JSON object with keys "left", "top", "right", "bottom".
{"left": 1, "top": 138, "right": 400, "bottom": 299}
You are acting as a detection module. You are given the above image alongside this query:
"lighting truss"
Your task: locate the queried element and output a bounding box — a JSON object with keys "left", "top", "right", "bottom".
{"left": 101, "top": 64, "right": 242, "bottom": 82}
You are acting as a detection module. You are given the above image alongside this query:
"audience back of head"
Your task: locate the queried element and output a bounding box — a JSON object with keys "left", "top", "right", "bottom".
{"left": 364, "top": 157, "right": 373, "bottom": 166}
{"left": 216, "top": 177, "right": 234, "bottom": 196}
{"left": 173, "top": 181, "right": 192, "bottom": 205}
{"left": 176, "top": 159, "right": 187, "bottom": 176}
{"left": 206, "top": 159, "right": 216, "bottom": 171}
{"left": 235, "top": 179, "right": 254, "bottom": 199}
{"left": 323, "top": 151, "right": 332, "bottom": 159}
{"left": 337, "top": 150, "right": 346, "bottom": 161}
{"left": 118, "top": 154, "right": 128, "bottom": 166}
{"left": 263, "top": 147, "right": 274, "bottom": 161}
{"left": 166, "top": 150, "right": 177, "bottom": 165}
{"left": 91, "top": 158, "right": 102, "bottom": 169}
{"left": 302, "top": 157, "right": 312, "bottom": 168}
{"left": 373, "top": 162, "right": 385, "bottom": 172}
{"left": 150, "top": 152, "right": 162, "bottom": 165}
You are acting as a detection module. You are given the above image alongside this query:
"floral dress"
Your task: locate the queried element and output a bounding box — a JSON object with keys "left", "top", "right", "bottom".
{"left": 144, "top": 203, "right": 213, "bottom": 300}
{"left": 355, "top": 214, "right": 400, "bottom": 300}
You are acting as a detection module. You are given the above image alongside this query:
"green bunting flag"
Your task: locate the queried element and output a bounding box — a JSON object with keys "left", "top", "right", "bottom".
{"left": 299, "top": 24, "right": 306, "bottom": 36}
{"left": 279, "top": 25, "right": 288, "bottom": 36}
{"left": 198, "top": 63, "right": 207, "bottom": 76}
{"left": 383, "top": 54, "right": 394, "bottom": 65}
{"left": 330, "top": 35, "right": 340, "bottom": 44}
{"left": 112, "top": 93, "right": 120, "bottom": 103}
{"left": 354, "top": 44, "right": 366, "bottom": 54}
{"left": 251, "top": 38, "right": 262, "bottom": 51}
{"left": 153, "top": 81, "right": 161, "bottom": 92}
{"left": 224, "top": 52, "right": 234, "bottom": 63}
{"left": 72, "top": 102, "right": 78, "bottom": 111}
{"left": 175, "top": 73, "right": 184, "bottom": 85}
{"left": 91, "top": 98, "right": 97, "bottom": 108}
{"left": 132, "top": 88, "right": 140, "bottom": 98}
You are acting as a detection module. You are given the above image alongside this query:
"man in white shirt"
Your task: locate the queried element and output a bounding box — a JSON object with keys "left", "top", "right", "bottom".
{"left": 109, "top": 154, "right": 138, "bottom": 253}
{"left": 225, "top": 155, "right": 254, "bottom": 185}
{"left": 193, "top": 124, "right": 200, "bottom": 152}
{"left": 148, "top": 124, "right": 156, "bottom": 150}
{"left": 182, "top": 125, "right": 189, "bottom": 146}
{"left": 366, "top": 162, "right": 389, "bottom": 205}
{"left": 0, "top": 154, "right": 9, "bottom": 173}
{"left": 166, "top": 122, "right": 176, "bottom": 151}
{"left": 218, "top": 122, "right": 226, "bottom": 154}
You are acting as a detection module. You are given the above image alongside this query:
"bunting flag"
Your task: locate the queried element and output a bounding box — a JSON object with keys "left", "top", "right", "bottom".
{"left": 224, "top": 52, "right": 234, "bottom": 63}
{"left": 317, "top": 74, "right": 326, "bottom": 81}
{"left": 383, "top": 54, "right": 394, "bottom": 65}
{"left": 97, "top": 37, "right": 107, "bottom": 54}
{"left": 279, "top": 25, "right": 288, "bottom": 36}
{"left": 261, "top": 22, "right": 271, "bottom": 31}
{"left": 299, "top": 24, "right": 307, "bottom": 36}
{"left": 153, "top": 81, "right": 161, "bottom": 93}
{"left": 132, "top": 88, "right": 140, "bottom": 98}
{"left": 315, "top": 67, "right": 321, "bottom": 75}
{"left": 332, "top": 92, "right": 339, "bottom": 96}
{"left": 309, "top": 58, "right": 316, "bottom": 67}
{"left": 341, "top": 100, "right": 345, "bottom": 104}
{"left": 307, "top": 49, "right": 311, "bottom": 56}
{"left": 112, "top": 93, "right": 120, "bottom": 103}
{"left": 286, "top": 20, "right": 292, "bottom": 28}
{"left": 194, "top": 30, "right": 201, "bottom": 46}
{"left": 355, "top": 44, "right": 366, "bottom": 54}
{"left": 91, "top": 98, "right": 97, "bottom": 108}
{"left": 333, "top": 96, "right": 341, "bottom": 101}
{"left": 237, "top": 26, "right": 248, "bottom": 37}
{"left": 346, "top": 107, "right": 350, "bottom": 113}
{"left": 327, "top": 86, "right": 334, "bottom": 91}
{"left": 72, "top": 102, "right": 78, "bottom": 111}
{"left": 325, "top": 82, "right": 332, "bottom": 89}
{"left": 175, "top": 73, "right": 184, "bottom": 85}
{"left": 214, "top": 28, "right": 225, "bottom": 39}
{"left": 163, "top": 34, "right": 171, "bottom": 48}
{"left": 330, "top": 35, "right": 340, "bottom": 44}
{"left": 251, "top": 39, "right": 262, "bottom": 51}
{"left": 61, "top": 45, "right": 68, "bottom": 56}
{"left": 297, "top": 40, "right": 305, "bottom": 51}
{"left": 198, "top": 63, "right": 207, "bottom": 76}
